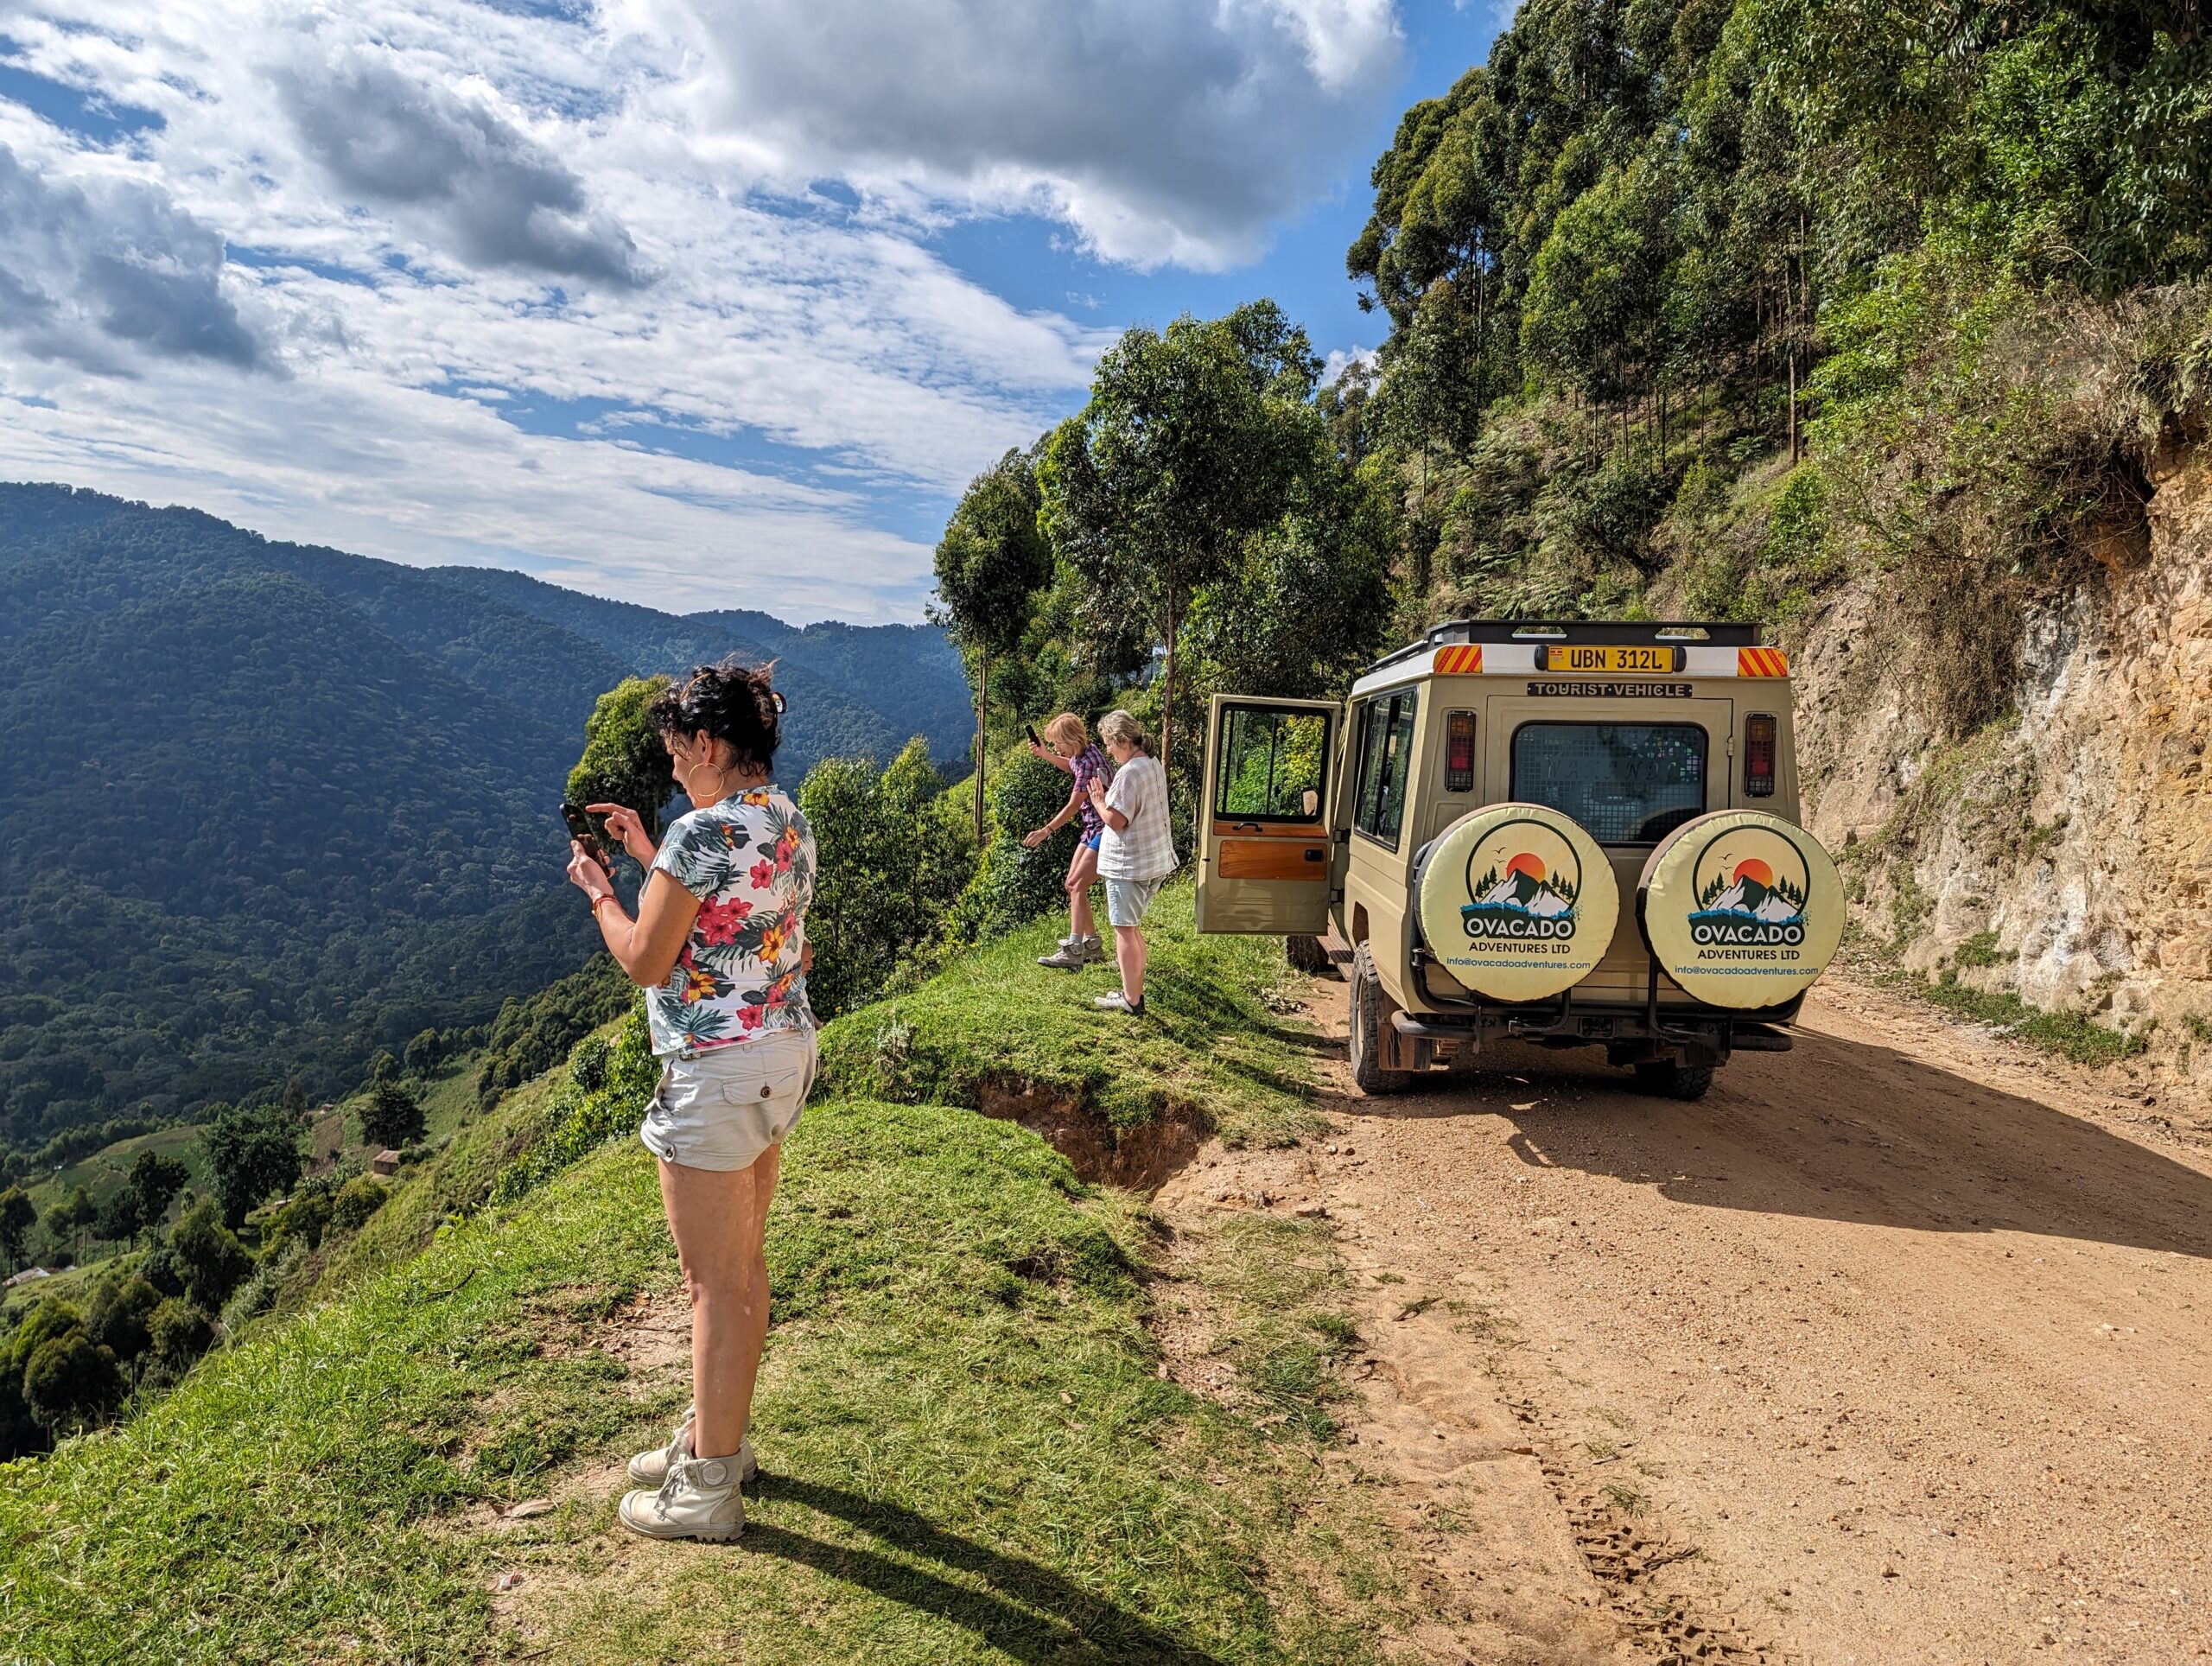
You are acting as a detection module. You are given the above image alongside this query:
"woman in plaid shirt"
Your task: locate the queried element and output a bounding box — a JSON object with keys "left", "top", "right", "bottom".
{"left": 1085, "top": 709, "right": 1177, "bottom": 1016}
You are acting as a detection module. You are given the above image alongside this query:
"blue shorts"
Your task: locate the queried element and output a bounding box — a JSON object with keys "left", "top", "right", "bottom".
{"left": 1078, "top": 828, "right": 1102, "bottom": 851}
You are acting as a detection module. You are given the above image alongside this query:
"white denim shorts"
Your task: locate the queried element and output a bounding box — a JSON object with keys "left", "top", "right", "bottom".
{"left": 1105, "top": 875, "right": 1166, "bottom": 928}
{"left": 639, "top": 1027, "right": 817, "bottom": 1172}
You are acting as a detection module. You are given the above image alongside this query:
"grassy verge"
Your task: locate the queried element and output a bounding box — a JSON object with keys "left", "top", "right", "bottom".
{"left": 818, "top": 883, "right": 1327, "bottom": 1148}
{"left": 0, "top": 892, "right": 1395, "bottom": 1664}
{"left": 1888, "top": 969, "right": 2147, "bottom": 1066}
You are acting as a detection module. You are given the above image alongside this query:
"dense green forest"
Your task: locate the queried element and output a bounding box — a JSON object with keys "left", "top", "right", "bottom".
{"left": 1340, "top": 0, "right": 2210, "bottom": 723}
{"left": 917, "top": 0, "right": 2212, "bottom": 820}
{"left": 0, "top": 486, "right": 968, "bottom": 1148}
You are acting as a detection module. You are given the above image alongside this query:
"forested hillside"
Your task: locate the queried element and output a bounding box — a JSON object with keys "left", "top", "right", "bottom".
{"left": 0, "top": 486, "right": 967, "bottom": 1146}
{"left": 1344, "top": 0, "right": 2208, "bottom": 654}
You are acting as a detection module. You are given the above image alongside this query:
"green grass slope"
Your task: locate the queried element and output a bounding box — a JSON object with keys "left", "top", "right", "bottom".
{"left": 821, "top": 886, "right": 1325, "bottom": 1149}
{"left": 0, "top": 908, "right": 1393, "bottom": 1665}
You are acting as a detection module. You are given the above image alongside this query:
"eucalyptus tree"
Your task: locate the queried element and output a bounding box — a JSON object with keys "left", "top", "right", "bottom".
{"left": 931, "top": 448, "right": 1052, "bottom": 841}
{"left": 1039, "top": 301, "right": 1324, "bottom": 778}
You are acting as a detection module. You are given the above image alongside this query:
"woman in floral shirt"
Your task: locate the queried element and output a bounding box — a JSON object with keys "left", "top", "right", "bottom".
{"left": 566, "top": 658, "right": 814, "bottom": 1542}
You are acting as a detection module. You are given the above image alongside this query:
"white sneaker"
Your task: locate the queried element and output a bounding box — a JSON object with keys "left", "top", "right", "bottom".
{"left": 619, "top": 1451, "right": 745, "bottom": 1542}
{"left": 1093, "top": 990, "right": 1146, "bottom": 1015}
{"left": 627, "top": 1406, "right": 755, "bottom": 1487}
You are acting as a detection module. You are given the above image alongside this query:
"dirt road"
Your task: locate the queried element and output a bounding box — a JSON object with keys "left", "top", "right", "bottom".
{"left": 1155, "top": 973, "right": 2212, "bottom": 1665}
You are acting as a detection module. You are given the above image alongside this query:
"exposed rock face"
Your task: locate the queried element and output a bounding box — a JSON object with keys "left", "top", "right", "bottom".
{"left": 1795, "top": 455, "right": 2212, "bottom": 1055}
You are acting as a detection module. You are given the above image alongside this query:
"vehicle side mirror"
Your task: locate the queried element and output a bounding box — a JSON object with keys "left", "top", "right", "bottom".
{"left": 1302, "top": 788, "right": 1319, "bottom": 817}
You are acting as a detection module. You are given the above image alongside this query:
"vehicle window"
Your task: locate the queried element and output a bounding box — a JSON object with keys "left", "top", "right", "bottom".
{"left": 1352, "top": 687, "right": 1419, "bottom": 849}
{"left": 1216, "top": 706, "right": 1330, "bottom": 822}
{"left": 1510, "top": 722, "right": 1707, "bottom": 843}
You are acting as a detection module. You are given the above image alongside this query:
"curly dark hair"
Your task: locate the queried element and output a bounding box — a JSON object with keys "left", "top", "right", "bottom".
{"left": 646, "top": 657, "right": 785, "bottom": 773}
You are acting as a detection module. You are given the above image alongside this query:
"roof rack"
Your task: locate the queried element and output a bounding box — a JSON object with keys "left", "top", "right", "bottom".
{"left": 1366, "top": 617, "right": 1766, "bottom": 674}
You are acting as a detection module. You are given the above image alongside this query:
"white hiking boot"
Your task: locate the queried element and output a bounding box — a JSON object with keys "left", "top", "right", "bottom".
{"left": 1080, "top": 935, "right": 1109, "bottom": 963}
{"left": 1038, "top": 938, "right": 1088, "bottom": 970}
{"left": 627, "top": 1405, "right": 755, "bottom": 1487}
{"left": 619, "top": 1451, "right": 746, "bottom": 1542}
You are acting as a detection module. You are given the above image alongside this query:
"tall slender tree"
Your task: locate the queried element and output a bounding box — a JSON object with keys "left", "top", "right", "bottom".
{"left": 931, "top": 449, "right": 1052, "bottom": 841}
{"left": 1039, "top": 301, "right": 1324, "bottom": 779}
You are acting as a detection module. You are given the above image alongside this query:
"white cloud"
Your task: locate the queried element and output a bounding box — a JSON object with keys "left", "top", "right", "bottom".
{"left": 646, "top": 0, "right": 1403, "bottom": 270}
{"left": 0, "top": 2, "right": 1407, "bottom": 620}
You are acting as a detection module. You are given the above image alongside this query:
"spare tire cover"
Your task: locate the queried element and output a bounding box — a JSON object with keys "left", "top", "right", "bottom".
{"left": 1414, "top": 803, "right": 1620, "bottom": 1002}
{"left": 1637, "top": 811, "right": 1845, "bottom": 1009}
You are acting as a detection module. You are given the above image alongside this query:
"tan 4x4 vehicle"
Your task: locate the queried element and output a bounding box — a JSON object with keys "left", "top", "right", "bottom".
{"left": 1194, "top": 620, "right": 1846, "bottom": 1100}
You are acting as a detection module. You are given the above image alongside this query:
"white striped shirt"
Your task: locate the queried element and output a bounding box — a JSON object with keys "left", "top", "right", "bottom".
{"left": 1098, "top": 754, "right": 1178, "bottom": 880}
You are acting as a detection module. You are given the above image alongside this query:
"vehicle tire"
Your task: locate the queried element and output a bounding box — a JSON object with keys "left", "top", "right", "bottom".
{"left": 1285, "top": 933, "right": 1334, "bottom": 977}
{"left": 1632, "top": 1060, "right": 1714, "bottom": 1102}
{"left": 1348, "top": 944, "right": 1414, "bottom": 1097}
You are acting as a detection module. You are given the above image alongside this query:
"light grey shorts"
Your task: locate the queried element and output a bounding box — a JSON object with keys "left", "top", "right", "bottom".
{"left": 639, "top": 1027, "right": 817, "bottom": 1173}
{"left": 1105, "top": 875, "right": 1166, "bottom": 928}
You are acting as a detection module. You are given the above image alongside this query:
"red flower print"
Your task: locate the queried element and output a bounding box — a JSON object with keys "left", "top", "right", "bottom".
{"left": 774, "top": 826, "right": 800, "bottom": 873}
{"left": 748, "top": 859, "right": 775, "bottom": 890}
{"left": 696, "top": 895, "right": 753, "bottom": 945}
{"left": 736, "top": 1002, "right": 765, "bottom": 1030}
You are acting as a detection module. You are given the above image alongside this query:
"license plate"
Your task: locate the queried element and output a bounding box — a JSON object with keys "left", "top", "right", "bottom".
{"left": 1543, "top": 645, "right": 1681, "bottom": 674}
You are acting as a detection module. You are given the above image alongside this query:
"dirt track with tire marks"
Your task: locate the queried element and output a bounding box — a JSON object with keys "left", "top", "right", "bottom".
{"left": 1154, "top": 972, "right": 2212, "bottom": 1664}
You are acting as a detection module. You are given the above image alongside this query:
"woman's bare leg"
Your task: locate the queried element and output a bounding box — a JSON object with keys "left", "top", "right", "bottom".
{"left": 1114, "top": 923, "right": 1147, "bottom": 1004}
{"left": 658, "top": 1143, "right": 782, "bottom": 1460}
{"left": 1066, "top": 844, "right": 1100, "bottom": 940}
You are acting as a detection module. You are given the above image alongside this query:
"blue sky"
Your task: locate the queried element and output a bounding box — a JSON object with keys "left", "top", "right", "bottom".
{"left": 0, "top": 3, "right": 1502, "bottom": 622}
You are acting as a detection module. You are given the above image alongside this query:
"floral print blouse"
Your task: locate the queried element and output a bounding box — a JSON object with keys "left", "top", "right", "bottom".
{"left": 645, "top": 787, "right": 816, "bottom": 1057}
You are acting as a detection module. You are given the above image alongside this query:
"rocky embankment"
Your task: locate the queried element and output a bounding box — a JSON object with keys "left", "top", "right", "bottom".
{"left": 1796, "top": 448, "right": 2212, "bottom": 1081}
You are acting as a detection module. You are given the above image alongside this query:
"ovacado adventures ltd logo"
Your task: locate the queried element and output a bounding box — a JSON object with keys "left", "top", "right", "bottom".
{"left": 1685, "top": 825, "right": 1811, "bottom": 949}
{"left": 1459, "top": 820, "right": 1582, "bottom": 943}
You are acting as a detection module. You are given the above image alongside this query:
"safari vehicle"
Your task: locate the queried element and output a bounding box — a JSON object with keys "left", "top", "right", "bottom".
{"left": 1194, "top": 620, "right": 1845, "bottom": 1100}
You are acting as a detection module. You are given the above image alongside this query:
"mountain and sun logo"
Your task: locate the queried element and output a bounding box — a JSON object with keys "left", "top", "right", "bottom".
{"left": 1685, "top": 829, "right": 1811, "bottom": 946}
{"left": 1459, "top": 820, "right": 1583, "bottom": 942}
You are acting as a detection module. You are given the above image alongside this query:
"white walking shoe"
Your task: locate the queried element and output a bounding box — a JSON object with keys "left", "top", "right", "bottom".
{"left": 619, "top": 1451, "right": 746, "bottom": 1542}
{"left": 627, "top": 1405, "right": 755, "bottom": 1487}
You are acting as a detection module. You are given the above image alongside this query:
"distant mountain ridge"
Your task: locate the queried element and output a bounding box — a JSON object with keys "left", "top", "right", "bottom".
{"left": 0, "top": 482, "right": 968, "bottom": 1145}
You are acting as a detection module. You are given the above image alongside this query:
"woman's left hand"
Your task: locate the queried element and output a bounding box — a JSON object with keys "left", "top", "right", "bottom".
{"left": 567, "top": 841, "right": 615, "bottom": 905}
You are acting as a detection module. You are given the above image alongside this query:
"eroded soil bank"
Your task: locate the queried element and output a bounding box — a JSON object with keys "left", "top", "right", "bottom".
{"left": 1158, "top": 972, "right": 2212, "bottom": 1665}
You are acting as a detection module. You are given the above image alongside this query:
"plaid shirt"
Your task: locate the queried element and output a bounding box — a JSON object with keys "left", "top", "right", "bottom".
{"left": 1098, "top": 754, "right": 1177, "bottom": 880}
{"left": 1070, "top": 743, "right": 1113, "bottom": 835}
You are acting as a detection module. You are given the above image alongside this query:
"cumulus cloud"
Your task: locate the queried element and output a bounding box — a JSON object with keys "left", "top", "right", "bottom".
{"left": 0, "top": 143, "right": 265, "bottom": 372}
{"left": 273, "top": 51, "right": 647, "bottom": 288}
{"left": 0, "top": 0, "right": 1406, "bottom": 620}
{"left": 657, "top": 0, "right": 1404, "bottom": 269}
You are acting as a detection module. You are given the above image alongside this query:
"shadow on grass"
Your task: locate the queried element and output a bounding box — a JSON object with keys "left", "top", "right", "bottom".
{"left": 752, "top": 1476, "right": 1230, "bottom": 1665}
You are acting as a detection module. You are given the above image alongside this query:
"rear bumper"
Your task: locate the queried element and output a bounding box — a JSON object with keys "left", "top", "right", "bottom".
{"left": 1389, "top": 946, "right": 1802, "bottom": 1070}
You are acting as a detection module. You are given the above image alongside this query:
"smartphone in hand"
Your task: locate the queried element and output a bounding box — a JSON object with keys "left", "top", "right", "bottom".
{"left": 1025, "top": 723, "right": 1042, "bottom": 747}
{"left": 560, "top": 799, "right": 613, "bottom": 873}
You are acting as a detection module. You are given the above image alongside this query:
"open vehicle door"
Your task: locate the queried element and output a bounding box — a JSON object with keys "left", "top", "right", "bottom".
{"left": 1194, "top": 694, "right": 1339, "bottom": 935}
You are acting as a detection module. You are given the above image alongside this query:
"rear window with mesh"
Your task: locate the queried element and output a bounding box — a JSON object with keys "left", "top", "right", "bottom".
{"left": 1509, "top": 722, "right": 1707, "bottom": 843}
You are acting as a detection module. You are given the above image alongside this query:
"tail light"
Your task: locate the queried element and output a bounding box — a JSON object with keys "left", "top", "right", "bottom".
{"left": 1445, "top": 710, "right": 1476, "bottom": 793}
{"left": 1745, "top": 713, "right": 1777, "bottom": 798}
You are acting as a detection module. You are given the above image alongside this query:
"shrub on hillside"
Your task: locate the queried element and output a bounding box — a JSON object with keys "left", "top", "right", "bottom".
{"left": 23, "top": 1331, "right": 123, "bottom": 1437}
{"left": 146, "top": 1297, "right": 213, "bottom": 1373}
{"left": 490, "top": 1006, "right": 659, "bottom": 1204}
{"left": 329, "top": 1176, "right": 390, "bottom": 1235}
{"left": 798, "top": 738, "right": 977, "bottom": 1016}
{"left": 86, "top": 1274, "right": 162, "bottom": 1362}
{"left": 359, "top": 1081, "right": 425, "bottom": 1150}
{"left": 475, "top": 956, "right": 635, "bottom": 1107}
{"left": 951, "top": 743, "right": 1081, "bottom": 943}
{"left": 168, "top": 1201, "right": 252, "bottom": 1313}
{"left": 203, "top": 1101, "right": 304, "bottom": 1228}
